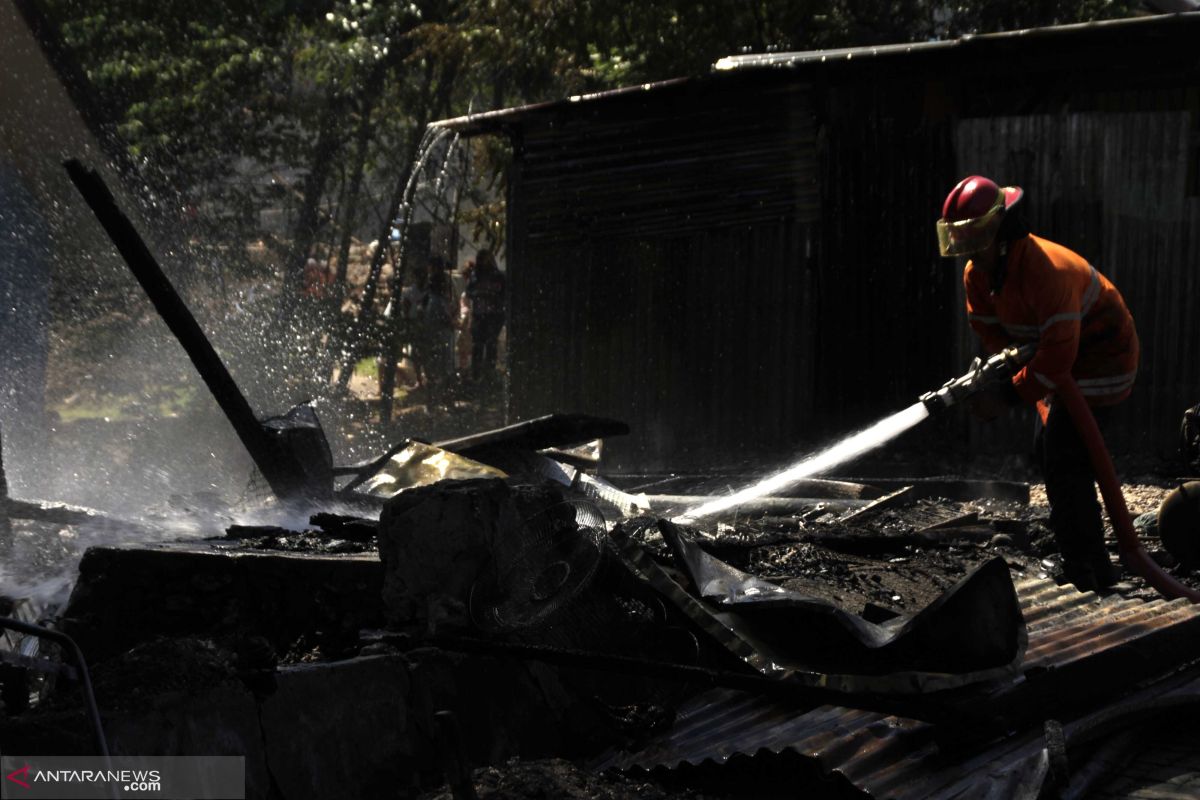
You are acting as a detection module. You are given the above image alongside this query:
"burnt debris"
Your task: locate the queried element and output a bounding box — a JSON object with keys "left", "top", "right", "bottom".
{"left": 5, "top": 411, "right": 1200, "bottom": 800}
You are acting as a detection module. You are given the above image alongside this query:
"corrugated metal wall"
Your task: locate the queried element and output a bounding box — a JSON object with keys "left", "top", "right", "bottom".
{"left": 508, "top": 81, "right": 966, "bottom": 471}
{"left": 956, "top": 108, "right": 1200, "bottom": 454}
{"left": 508, "top": 82, "right": 823, "bottom": 470}
{"left": 815, "top": 105, "right": 960, "bottom": 430}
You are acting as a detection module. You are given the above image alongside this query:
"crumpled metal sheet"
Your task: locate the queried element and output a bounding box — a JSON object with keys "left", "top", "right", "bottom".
{"left": 612, "top": 523, "right": 1026, "bottom": 693}
{"left": 358, "top": 441, "right": 505, "bottom": 497}
{"left": 597, "top": 576, "right": 1200, "bottom": 800}
{"left": 659, "top": 521, "right": 1026, "bottom": 681}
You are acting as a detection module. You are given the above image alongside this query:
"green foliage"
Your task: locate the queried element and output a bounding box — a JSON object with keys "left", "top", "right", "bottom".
{"left": 942, "top": 0, "right": 1139, "bottom": 37}
{"left": 40, "top": 0, "right": 1141, "bottom": 300}
{"left": 47, "top": 1, "right": 292, "bottom": 190}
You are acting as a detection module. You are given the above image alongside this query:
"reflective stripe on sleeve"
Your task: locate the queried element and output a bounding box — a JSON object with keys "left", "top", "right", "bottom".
{"left": 1034, "top": 372, "right": 1057, "bottom": 389}
{"left": 1039, "top": 312, "right": 1082, "bottom": 332}
{"left": 1075, "top": 371, "right": 1138, "bottom": 396}
{"left": 1075, "top": 371, "right": 1138, "bottom": 387}
{"left": 1078, "top": 376, "right": 1136, "bottom": 396}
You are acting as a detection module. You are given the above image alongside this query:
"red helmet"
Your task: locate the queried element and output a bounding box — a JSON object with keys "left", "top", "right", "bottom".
{"left": 937, "top": 175, "right": 1023, "bottom": 257}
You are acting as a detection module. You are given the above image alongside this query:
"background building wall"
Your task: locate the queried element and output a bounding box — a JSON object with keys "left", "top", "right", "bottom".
{"left": 493, "top": 18, "right": 1200, "bottom": 472}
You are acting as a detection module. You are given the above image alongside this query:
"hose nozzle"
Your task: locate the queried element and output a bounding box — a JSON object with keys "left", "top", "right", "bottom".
{"left": 921, "top": 343, "right": 1035, "bottom": 415}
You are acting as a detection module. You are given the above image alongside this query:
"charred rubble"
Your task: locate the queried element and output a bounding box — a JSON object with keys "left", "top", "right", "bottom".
{"left": 4, "top": 406, "right": 1200, "bottom": 799}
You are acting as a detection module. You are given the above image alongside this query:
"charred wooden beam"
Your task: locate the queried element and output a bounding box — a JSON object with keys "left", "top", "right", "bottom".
{"left": 795, "top": 526, "right": 1005, "bottom": 555}
{"left": 838, "top": 486, "right": 915, "bottom": 524}
{"left": 852, "top": 478, "right": 1031, "bottom": 504}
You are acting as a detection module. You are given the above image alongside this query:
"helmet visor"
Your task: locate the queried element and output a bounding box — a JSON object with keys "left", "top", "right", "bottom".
{"left": 936, "top": 195, "right": 1005, "bottom": 257}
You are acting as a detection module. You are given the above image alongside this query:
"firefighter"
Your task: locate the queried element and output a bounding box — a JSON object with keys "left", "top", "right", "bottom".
{"left": 937, "top": 175, "right": 1139, "bottom": 591}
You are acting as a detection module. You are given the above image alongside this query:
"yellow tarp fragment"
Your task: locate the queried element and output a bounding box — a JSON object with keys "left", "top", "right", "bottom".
{"left": 360, "top": 440, "right": 506, "bottom": 498}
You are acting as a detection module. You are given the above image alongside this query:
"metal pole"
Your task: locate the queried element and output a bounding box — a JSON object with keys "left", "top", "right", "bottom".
{"left": 0, "top": 617, "right": 109, "bottom": 763}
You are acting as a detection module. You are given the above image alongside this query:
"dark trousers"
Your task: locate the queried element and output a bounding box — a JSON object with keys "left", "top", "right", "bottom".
{"left": 1034, "top": 400, "right": 1111, "bottom": 566}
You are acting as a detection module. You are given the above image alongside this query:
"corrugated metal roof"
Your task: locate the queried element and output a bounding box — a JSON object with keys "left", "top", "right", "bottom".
{"left": 432, "top": 13, "right": 1200, "bottom": 136}
{"left": 598, "top": 576, "right": 1200, "bottom": 799}
{"left": 711, "top": 12, "right": 1200, "bottom": 71}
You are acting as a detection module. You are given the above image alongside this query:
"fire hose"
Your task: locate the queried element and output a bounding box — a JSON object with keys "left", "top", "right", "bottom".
{"left": 924, "top": 344, "right": 1200, "bottom": 602}
{"left": 1053, "top": 374, "right": 1200, "bottom": 602}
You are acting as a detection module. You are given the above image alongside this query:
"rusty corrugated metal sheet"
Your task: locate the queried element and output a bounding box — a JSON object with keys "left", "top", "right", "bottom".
{"left": 598, "top": 576, "right": 1200, "bottom": 799}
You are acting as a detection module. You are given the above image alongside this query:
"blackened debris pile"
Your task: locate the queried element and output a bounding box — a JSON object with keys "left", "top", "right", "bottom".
{"left": 6, "top": 407, "right": 1200, "bottom": 800}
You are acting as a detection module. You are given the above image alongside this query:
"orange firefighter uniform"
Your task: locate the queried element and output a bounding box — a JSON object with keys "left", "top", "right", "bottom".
{"left": 964, "top": 234, "right": 1138, "bottom": 421}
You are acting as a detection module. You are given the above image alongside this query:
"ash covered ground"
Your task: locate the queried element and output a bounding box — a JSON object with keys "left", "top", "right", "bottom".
{"left": 209, "top": 478, "right": 1184, "bottom": 614}
{"left": 626, "top": 480, "right": 1183, "bottom": 616}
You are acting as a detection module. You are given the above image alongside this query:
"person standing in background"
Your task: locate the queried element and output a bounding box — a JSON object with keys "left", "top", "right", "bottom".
{"left": 462, "top": 249, "right": 506, "bottom": 383}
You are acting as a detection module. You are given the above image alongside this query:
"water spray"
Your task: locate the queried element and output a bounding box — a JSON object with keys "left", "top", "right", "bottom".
{"left": 65, "top": 161, "right": 328, "bottom": 509}
{"left": 679, "top": 344, "right": 1035, "bottom": 522}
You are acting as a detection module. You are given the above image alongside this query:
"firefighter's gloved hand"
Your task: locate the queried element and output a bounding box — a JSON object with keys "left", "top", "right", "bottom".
{"left": 967, "top": 381, "right": 1020, "bottom": 421}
